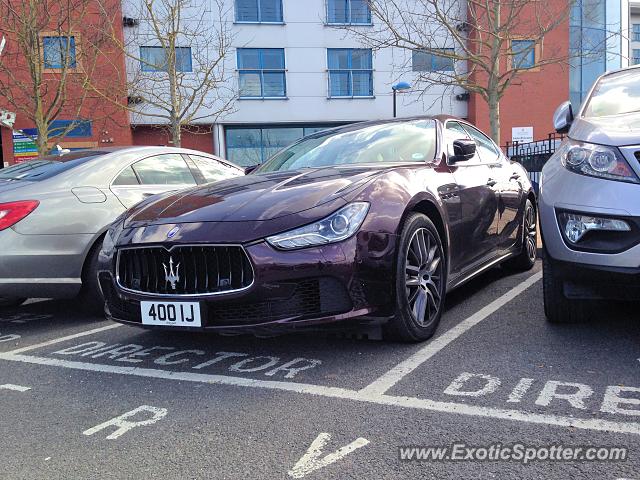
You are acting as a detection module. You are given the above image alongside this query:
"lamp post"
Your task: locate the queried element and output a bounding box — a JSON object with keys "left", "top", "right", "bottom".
{"left": 392, "top": 81, "right": 411, "bottom": 118}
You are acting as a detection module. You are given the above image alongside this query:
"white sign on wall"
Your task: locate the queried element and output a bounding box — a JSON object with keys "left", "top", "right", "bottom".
{"left": 512, "top": 126, "right": 534, "bottom": 144}
{"left": 0, "top": 109, "right": 16, "bottom": 129}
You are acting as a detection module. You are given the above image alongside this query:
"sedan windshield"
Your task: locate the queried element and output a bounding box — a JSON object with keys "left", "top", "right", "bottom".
{"left": 0, "top": 151, "right": 105, "bottom": 181}
{"left": 256, "top": 120, "right": 437, "bottom": 173}
{"left": 582, "top": 68, "right": 640, "bottom": 118}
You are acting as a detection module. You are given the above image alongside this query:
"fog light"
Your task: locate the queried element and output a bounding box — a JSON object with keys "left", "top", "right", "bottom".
{"left": 559, "top": 213, "right": 631, "bottom": 243}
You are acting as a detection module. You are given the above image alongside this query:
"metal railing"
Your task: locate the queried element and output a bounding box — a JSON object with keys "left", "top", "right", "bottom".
{"left": 503, "top": 133, "right": 565, "bottom": 192}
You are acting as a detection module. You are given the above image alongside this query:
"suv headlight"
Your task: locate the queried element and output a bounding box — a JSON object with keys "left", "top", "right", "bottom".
{"left": 561, "top": 139, "right": 639, "bottom": 184}
{"left": 266, "top": 202, "right": 370, "bottom": 250}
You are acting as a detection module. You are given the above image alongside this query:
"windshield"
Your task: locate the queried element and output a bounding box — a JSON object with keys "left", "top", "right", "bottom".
{"left": 582, "top": 68, "right": 640, "bottom": 118}
{"left": 255, "top": 120, "right": 437, "bottom": 173}
{"left": 0, "top": 151, "right": 105, "bottom": 181}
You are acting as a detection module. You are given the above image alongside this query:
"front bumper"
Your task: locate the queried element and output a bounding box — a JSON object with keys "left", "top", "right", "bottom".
{"left": 101, "top": 231, "right": 398, "bottom": 333}
{"left": 539, "top": 158, "right": 640, "bottom": 269}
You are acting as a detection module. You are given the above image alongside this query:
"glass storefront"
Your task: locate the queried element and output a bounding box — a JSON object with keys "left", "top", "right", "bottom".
{"left": 569, "top": 0, "right": 624, "bottom": 109}
{"left": 225, "top": 124, "right": 345, "bottom": 166}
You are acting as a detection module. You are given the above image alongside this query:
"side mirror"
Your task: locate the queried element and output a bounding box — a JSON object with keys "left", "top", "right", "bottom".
{"left": 553, "top": 101, "right": 574, "bottom": 134}
{"left": 449, "top": 139, "right": 476, "bottom": 163}
{"left": 244, "top": 165, "right": 258, "bottom": 175}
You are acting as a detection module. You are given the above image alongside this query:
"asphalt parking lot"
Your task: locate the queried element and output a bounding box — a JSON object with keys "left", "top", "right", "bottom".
{"left": 0, "top": 259, "right": 638, "bottom": 479}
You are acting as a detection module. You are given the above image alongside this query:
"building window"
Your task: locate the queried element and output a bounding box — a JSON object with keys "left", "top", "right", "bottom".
{"left": 235, "top": 0, "right": 283, "bottom": 23}
{"left": 633, "top": 24, "right": 640, "bottom": 42}
{"left": 225, "top": 125, "right": 344, "bottom": 166}
{"left": 327, "top": 0, "right": 371, "bottom": 24}
{"left": 633, "top": 49, "right": 640, "bottom": 65}
{"left": 237, "top": 48, "right": 286, "bottom": 98}
{"left": 412, "top": 49, "right": 455, "bottom": 72}
{"left": 327, "top": 48, "right": 373, "bottom": 98}
{"left": 511, "top": 39, "right": 536, "bottom": 69}
{"left": 42, "top": 36, "right": 77, "bottom": 69}
{"left": 140, "top": 46, "right": 193, "bottom": 72}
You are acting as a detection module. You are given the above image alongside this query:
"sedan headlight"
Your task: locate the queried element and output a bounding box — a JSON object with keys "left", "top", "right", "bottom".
{"left": 266, "top": 202, "right": 370, "bottom": 250}
{"left": 561, "top": 139, "right": 639, "bottom": 183}
{"left": 99, "top": 217, "right": 125, "bottom": 261}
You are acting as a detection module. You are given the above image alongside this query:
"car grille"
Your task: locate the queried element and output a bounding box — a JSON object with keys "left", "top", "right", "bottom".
{"left": 116, "top": 245, "right": 254, "bottom": 295}
{"left": 102, "top": 275, "right": 352, "bottom": 326}
{"left": 211, "top": 277, "right": 352, "bottom": 325}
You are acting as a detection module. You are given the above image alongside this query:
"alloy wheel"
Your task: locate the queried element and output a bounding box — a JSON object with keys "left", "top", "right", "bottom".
{"left": 524, "top": 203, "right": 537, "bottom": 262}
{"left": 405, "top": 228, "right": 443, "bottom": 327}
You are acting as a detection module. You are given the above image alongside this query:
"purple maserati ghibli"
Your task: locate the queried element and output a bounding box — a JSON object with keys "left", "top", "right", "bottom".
{"left": 98, "top": 117, "right": 536, "bottom": 341}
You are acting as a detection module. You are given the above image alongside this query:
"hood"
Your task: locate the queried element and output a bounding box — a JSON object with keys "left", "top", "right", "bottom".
{"left": 126, "top": 166, "right": 388, "bottom": 227}
{"left": 0, "top": 179, "right": 31, "bottom": 198}
{"left": 570, "top": 112, "right": 640, "bottom": 147}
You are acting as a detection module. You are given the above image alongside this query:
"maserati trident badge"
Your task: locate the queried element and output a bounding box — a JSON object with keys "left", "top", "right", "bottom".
{"left": 163, "top": 257, "right": 181, "bottom": 290}
{"left": 167, "top": 226, "right": 180, "bottom": 239}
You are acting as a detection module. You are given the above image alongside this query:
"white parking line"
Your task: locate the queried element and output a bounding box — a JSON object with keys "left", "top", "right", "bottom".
{"left": 0, "top": 351, "right": 638, "bottom": 436}
{"left": 0, "top": 383, "right": 31, "bottom": 392}
{"left": 359, "top": 271, "right": 542, "bottom": 396}
{"left": 4, "top": 323, "right": 121, "bottom": 355}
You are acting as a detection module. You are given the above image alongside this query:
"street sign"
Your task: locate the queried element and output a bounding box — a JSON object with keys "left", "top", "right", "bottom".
{"left": 512, "top": 126, "right": 534, "bottom": 144}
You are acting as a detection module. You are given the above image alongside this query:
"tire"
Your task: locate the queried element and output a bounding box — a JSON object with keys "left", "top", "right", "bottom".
{"left": 384, "top": 213, "right": 447, "bottom": 342}
{"left": 78, "top": 239, "right": 105, "bottom": 316}
{"left": 0, "top": 298, "right": 26, "bottom": 308}
{"left": 543, "top": 254, "right": 590, "bottom": 323}
{"left": 503, "top": 198, "right": 537, "bottom": 271}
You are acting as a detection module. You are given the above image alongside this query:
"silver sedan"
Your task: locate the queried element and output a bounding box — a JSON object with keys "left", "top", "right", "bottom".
{"left": 0, "top": 146, "right": 243, "bottom": 310}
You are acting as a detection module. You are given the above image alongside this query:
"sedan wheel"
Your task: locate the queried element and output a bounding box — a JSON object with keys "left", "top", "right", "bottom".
{"left": 385, "top": 213, "right": 446, "bottom": 342}
{"left": 405, "top": 228, "right": 443, "bottom": 327}
{"left": 504, "top": 198, "right": 537, "bottom": 271}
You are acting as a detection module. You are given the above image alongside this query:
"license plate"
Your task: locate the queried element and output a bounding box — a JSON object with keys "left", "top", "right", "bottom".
{"left": 141, "top": 301, "right": 202, "bottom": 327}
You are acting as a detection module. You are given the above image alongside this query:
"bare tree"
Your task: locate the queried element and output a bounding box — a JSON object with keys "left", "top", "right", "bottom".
{"left": 0, "top": 0, "right": 118, "bottom": 155}
{"left": 94, "top": 0, "right": 235, "bottom": 147}
{"left": 345, "top": 0, "right": 573, "bottom": 144}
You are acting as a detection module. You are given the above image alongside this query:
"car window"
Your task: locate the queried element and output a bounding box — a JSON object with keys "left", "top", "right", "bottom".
{"left": 132, "top": 154, "right": 196, "bottom": 186}
{"left": 461, "top": 124, "right": 501, "bottom": 163}
{"left": 256, "top": 120, "right": 438, "bottom": 173}
{"left": 112, "top": 166, "right": 139, "bottom": 186}
{"left": 188, "top": 155, "right": 241, "bottom": 183}
{"left": 582, "top": 68, "right": 640, "bottom": 117}
{"left": 445, "top": 121, "right": 470, "bottom": 139}
{"left": 0, "top": 152, "right": 106, "bottom": 182}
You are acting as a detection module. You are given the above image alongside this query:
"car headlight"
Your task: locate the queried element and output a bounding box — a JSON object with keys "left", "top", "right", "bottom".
{"left": 266, "top": 202, "right": 370, "bottom": 250}
{"left": 561, "top": 139, "right": 639, "bottom": 183}
{"left": 99, "top": 217, "right": 125, "bottom": 261}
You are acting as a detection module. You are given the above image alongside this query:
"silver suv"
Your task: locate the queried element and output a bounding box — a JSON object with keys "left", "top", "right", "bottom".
{"left": 539, "top": 65, "right": 640, "bottom": 322}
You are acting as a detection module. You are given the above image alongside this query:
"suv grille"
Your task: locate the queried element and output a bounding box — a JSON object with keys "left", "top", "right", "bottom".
{"left": 117, "top": 245, "right": 254, "bottom": 295}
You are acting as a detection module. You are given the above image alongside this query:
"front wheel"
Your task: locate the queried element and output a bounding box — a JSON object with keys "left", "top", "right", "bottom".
{"left": 384, "top": 213, "right": 446, "bottom": 342}
{"left": 543, "top": 254, "right": 591, "bottom": 323}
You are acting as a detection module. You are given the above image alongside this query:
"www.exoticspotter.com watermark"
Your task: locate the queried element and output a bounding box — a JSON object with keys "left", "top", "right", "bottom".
{"left": 398, "top": 443, "right": 628, "bottom": 465}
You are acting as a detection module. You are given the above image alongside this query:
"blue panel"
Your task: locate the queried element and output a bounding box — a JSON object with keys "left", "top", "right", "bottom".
{"left": 48, "top": 120, "right": 92, "bottom": 138}
{"left": 140, "top": 47, "right": 192, "bottom": 72}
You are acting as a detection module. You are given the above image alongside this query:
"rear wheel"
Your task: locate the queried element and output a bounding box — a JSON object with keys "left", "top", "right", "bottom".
{"left": 78, "top": 239, "right": 105, "bottom": 316}
{"left": 384, "top": 213, "right": 446, "bottom": 342}
{"left": 503, "top": 198, "right": 537, "bottom": 271}
{"left": 0, "top": 298, "right": 26, "bottom": 308}
{"left": 543, "top": 254, "right": 591, "bottom": 323}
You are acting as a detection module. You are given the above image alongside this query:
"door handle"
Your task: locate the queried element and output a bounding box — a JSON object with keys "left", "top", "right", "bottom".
{"left": 486, "top": 178, "right": 497, "bottom": 187}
